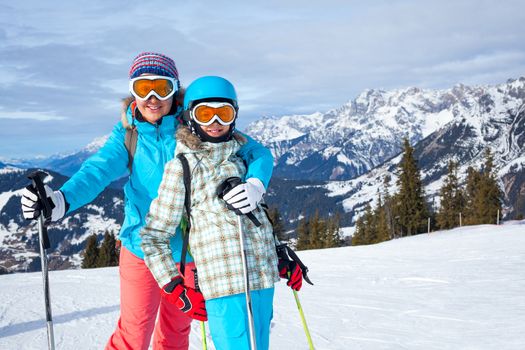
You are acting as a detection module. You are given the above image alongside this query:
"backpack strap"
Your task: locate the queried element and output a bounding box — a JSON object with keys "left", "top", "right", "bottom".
{"left": 124, "top": 126, "right": 138, "bottom": 174}
{"left": 123, "top": 101, "right": 138, "bottom": 175}
{"left": 177, "top": 153, "right": 192, "bottom": 278}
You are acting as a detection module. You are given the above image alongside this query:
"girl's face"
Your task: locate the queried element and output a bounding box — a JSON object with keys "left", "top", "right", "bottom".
{"left": 200, "top": 121, "right": 231, "bottom": 138}
{"left": 134, "top": 73, "right": 173, "bottom": 124}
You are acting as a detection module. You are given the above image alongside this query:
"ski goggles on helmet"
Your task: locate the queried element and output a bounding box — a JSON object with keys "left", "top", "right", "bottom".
{"left": 190, "top": 102, "right": 237, "bottom": 126}
{"left": 129, "top": 75, "right": 178, "bottom": 101}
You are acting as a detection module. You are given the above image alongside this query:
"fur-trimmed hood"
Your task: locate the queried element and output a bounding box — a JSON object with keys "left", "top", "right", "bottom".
{"left": 121, "top": 96, "right": 135, "bottom": 129}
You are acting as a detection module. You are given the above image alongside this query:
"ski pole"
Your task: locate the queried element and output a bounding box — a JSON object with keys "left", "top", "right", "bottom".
{"left": 278, "top": 244, "right": 315, "bottom": 349}
{"left": 28, "top": 171, "right": 55, "bottom": 350}
{"left": 290, "top": 286, "right": 314, "bottom": 350}
{"left": 200, "top": 321, "right": 208, "bottom": 350}
{"left": 217, "top": 177, "right": 259, "bottom": 349}
{"left": 238, "top": 215, "right": 257, "bottom": 350}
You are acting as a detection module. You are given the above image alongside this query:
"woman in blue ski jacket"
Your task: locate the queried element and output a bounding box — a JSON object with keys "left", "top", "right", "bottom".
{"left": 20, "top": 52, "right": 274, "bottom": 350}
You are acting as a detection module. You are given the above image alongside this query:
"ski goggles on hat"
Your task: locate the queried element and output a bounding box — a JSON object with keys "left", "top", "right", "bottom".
{"left": 190, "top": 102, "right": 237, "bottom": 126}
{"left": 129, "top": 75, "right": 178, "bottom": 101}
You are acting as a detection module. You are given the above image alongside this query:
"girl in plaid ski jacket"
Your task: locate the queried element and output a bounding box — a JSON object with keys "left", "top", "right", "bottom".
{"left": 141, "top": 76, "right": 279, "bottom": 350}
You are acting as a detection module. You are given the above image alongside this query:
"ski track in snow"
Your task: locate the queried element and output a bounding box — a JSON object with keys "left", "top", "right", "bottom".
{"left": 1, "top": 223, "right": 525, "bottom": 349}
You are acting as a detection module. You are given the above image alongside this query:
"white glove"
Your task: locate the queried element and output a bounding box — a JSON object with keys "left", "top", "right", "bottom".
{"left": 223, "top": 178, "right": 266, "bottom": 214}
{"left": 21, "top": 184, "right": 66, "bottom": 222}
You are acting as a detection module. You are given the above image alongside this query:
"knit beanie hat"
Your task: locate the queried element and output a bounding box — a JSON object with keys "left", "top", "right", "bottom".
{"left": 129, "top": 52, "right": 179, "bottom": 80}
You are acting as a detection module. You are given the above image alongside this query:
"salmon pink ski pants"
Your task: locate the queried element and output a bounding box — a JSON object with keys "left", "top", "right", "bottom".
{"left": 105, "top": 247, "right": 192, "bottom": 350}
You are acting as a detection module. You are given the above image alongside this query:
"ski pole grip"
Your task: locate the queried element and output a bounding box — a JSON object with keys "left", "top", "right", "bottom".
{"left": 28, "top": 171, "right": 53, "bottom": 221}
{"left": 217, "top": 177, "right": 262, "bottom": 227}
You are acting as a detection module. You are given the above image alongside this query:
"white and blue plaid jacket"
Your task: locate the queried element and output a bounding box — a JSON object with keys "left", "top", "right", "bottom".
{"left": 141, "top": 127, "right": 279, "bottom": 300}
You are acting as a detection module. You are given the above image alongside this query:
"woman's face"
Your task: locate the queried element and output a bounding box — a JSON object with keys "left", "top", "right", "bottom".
{"left": 134, "top": 74, "right": 173, "bottom": 124}
{"left": 200, "top": 121, "right": 231, "bottom": 138}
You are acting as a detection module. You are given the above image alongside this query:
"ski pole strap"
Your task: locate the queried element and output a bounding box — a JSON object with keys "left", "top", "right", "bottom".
{"left": 277, "top": 244, "right": 314, "bottom": 285}
{"left": 177, "top": 153, "right": 192, "bottom": 277}
{"left": 246, "top": 212, "right": 261, "bottom": 227}
{"left": 28, "top": 171, "right": 52, "bottom": 249}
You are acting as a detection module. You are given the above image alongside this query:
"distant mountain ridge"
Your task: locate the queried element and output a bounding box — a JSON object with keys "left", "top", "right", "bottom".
{"left": 245, "top": 78, "right": 525, "bottom": 182}
{"left": 5, "top": 135, "right": 109, "bottom": 176}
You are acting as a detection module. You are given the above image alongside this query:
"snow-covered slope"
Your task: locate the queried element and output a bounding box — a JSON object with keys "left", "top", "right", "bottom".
{"left": 1, "top": 222, "right": 524, "bottom": 349}
{"left": 245, "top": 78, "right": 525, "bottom": 182}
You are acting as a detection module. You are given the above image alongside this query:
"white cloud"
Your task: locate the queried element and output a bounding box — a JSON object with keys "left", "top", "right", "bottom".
{"left": 0, "top": 110, "right": 67, "bottom": 121}
{"left": 1, "top": 0, "right": 525, "bottom": 157}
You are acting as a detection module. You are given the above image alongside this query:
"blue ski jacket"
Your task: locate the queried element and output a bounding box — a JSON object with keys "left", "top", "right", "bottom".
{"left": 60, "top": 100, "right": 274, "bottom": 260}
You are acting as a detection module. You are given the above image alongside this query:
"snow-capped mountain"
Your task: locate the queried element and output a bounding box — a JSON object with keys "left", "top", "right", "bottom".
{"left": 245, "top": 78, "right": 525, "bottom": 182}
{"left": 324, "top": 78, "right": 525, "bottom": 221}
{"left": 6, "top": 135, "right": 109, "bottom": 176}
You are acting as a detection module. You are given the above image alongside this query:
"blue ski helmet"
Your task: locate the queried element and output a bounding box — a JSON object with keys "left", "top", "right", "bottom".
{"left": 183, "top": 76, "right": 238, "bottom": 143}
{"left": 183, "top": 76, "right": 238, "bottom": 110}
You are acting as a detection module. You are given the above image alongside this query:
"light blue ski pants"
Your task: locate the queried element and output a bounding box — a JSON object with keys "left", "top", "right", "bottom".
{"left": 206, "top": 287, "right": 274, "bottom": 350}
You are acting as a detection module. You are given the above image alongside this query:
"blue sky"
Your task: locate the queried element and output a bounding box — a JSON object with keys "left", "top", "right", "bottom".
{"left": 1, "top": 0, "right": 524, "bottom": 159}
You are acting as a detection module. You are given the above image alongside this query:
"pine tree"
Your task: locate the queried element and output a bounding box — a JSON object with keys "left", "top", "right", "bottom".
{"left": 351, "top": 215, "right": 366, "bottom": 246}
{"left": 463, "top": 166, "right": 482, "bottom": 224}
{"left": 97, "top": 231, "right": 119, "bottom": 267}
{"left": 374, "top": 193, "right": 390, "bottom": 243}
{"left": 323, "top": 212, "right": 342, "bottom": 248}
{"left": 82, "top": 234, "right": 99, "bottom": 269}
{"left": 352, "top": 203, "right": 376, "bottom": 246}
{"left": 436, "top": 160, "right": 464, "bottom": 229}
{"left": 464, "top": 149, "right": 503, "bottom": 225}
{"left": 476, "top": 148, "right": 503, "bottom": 224}
{"left": 395, "top": 138, "right": 429, "bottom": 236}
{"left": 297, "top": 211, "right": 342, "bottom": 249}
{"left": 382, "top": 175, "right": 396, "bottom": 239}
{"left": 267, "top": 206, "right": 287, "bottom": 242}
{"left": 307, "top": 210, "right": 323, "bottom": 249}
{"left": 364, "top": 203, "right": 376, "bottom": 244}
{"left": 296, "top": 216, "right": 310, "bottom": 250}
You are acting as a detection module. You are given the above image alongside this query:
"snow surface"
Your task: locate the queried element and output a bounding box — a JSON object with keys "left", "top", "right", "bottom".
{"left": 1, "top": 223, "right": 524, "bottom": 349}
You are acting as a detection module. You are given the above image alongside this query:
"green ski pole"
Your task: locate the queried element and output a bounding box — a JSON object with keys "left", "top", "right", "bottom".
{"left": 289, "top": 273, "right": 314, "bottom": 350}
{"left": 200, "top": 321, "right": 207, "bottom": 350}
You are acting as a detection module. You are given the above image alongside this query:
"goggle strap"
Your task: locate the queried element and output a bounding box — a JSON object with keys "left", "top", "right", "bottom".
{"left": 131, "top": 101, "right": 138, "bottom": 121}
